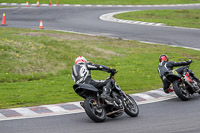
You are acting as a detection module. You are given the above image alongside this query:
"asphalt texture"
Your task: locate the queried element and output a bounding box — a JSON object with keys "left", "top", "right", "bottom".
{"left": 0, "top": 5, "right": 200, "bottom": 49}
{"left": 1, "top": 96, "right": 200, "bottom": 133}
{"left": 1, "top": 4, "right": 200, "bottom": 133}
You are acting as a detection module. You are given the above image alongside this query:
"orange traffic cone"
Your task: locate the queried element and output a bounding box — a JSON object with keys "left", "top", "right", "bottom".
{"left": 1, "top": 13, "right": 7, "bottom": 26}
{"left": 26, "top": 1, "right": 29, "bottom": 7}
{"left": 37, "top": 1, "right": 39, "bottom": 7}
{"left": 56, "top": 0, "right": 59, "bottom": 6}
{"left": 39, "top": 20, "right": 44, "bottom": 29}
{"left": 49, "top": 0, "right": 52, "bottom": 7}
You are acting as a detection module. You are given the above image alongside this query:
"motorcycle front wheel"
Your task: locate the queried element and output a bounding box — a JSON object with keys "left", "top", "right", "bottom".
{"left": 173, "top": 80, "right": 190, "bottom": 101}
{"left": 122, "top": 95, "right": 139, "bottom": 117}
{"left": 83, "top": 97, "right": 106, "bottom": 122}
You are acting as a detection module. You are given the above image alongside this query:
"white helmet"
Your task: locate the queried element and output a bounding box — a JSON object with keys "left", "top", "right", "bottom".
{"left": 75, "top": 56, "right": 87, "bottom": 64}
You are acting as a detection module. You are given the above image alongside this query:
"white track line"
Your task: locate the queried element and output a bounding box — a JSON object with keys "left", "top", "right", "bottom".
{"left": 100, "top": 10, "right": 200, "bottom": 30}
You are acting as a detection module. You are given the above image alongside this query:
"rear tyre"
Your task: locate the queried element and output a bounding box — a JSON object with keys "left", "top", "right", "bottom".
{"left": 122, "top": 95, "right": 139, "bottom": 117}
{"left": 173, "top": 80, "right": 190, "bottom": 101}
{"left": 83, "top": 97, "right": 106, "bottom": 122}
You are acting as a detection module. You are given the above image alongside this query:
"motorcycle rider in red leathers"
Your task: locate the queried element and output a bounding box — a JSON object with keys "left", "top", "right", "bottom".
{"left": 71, "top": 56, "right": 116, "bottom": 105}
{"left": 158, "top": 54, "right": 200, "bottom": 93}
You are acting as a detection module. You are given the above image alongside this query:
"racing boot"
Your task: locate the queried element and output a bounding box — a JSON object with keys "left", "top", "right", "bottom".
{"left": 101, "top": 87, "right": 114, "bottom": 105}
{"left": 168, "top": 87, "right": 174, "bottom": 93}
{"left": 163, "top": 86, "right": 173, "bottom": 93}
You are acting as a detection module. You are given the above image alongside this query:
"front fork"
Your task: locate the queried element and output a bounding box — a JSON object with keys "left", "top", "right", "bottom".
{"left": 119, "top": 90, "right": 133, "bottom": 105}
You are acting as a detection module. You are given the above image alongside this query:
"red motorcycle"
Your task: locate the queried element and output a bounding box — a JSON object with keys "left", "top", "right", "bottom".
{"left": 166, "top": 64, "right": 200, "bottom": 101}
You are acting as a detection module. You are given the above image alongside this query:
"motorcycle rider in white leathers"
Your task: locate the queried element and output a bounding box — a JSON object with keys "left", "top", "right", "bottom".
{"left": 71, "top": 56, "right": 116, "bottom": 104}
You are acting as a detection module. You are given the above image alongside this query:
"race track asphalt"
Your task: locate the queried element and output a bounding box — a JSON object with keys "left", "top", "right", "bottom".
{"left": 0, "top": 4, "right": 200, "bottom": 133}
{"left": 1, "top": 96, "right": 200, "bottom": 133}
{"left": 1, "top": 5, "right": 200, "bottom": 49}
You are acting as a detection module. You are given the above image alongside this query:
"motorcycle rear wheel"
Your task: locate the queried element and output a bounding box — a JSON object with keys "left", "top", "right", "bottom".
{"left": 83, "top": 97, "right": 106, "bottom": 122}
{"left": 173, "top": 80, "right": 190, "bottom": 101}
{"left": 122, "top": 95, "right": 139, "bottom": 117}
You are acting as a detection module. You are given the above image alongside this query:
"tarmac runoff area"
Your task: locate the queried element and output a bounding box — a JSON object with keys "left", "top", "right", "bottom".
{"left": 1, "top": 2, "right": 195, "bottom": 121}
{"left": 0, "top": 88, "right": 176, "bottom": 121}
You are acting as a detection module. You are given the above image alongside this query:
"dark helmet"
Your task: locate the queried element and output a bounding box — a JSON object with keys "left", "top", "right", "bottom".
{"left": 159, "top": 54, "right": 169, "bottom": 62}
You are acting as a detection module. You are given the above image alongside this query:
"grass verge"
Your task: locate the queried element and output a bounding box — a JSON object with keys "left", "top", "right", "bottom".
{"left": 114, "top": 9, "right": 200, "bottom": 29}
{"left": 0, "top": 0, "right": 200, "bottom": 5}
{"left": 0, "top": 27, "right": 200, "bottom": 109}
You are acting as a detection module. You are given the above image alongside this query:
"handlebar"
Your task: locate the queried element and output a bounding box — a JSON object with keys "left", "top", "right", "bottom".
{"left": 109, "top": 71, "right": 118, "bottom": 79}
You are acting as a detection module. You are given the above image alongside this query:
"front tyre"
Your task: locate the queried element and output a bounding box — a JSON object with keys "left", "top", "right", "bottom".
{"left": 83, "top": 97, "right": 106, "bottom": 122}
{"left": 173, "top": 80, "right": 190, "bottom": 101}
{"left": 122, "top": 95, "right": 139, "bottom": 117}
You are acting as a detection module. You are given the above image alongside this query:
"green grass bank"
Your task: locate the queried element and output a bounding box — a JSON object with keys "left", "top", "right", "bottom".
{"left": 115, "top": 9, "right": 200, "bottom": 29}
{"left": 0, "top": 0, "right": 200, "bottom": 5}
{"left": 0, "top": 27, "right": 200, "bottom": 109}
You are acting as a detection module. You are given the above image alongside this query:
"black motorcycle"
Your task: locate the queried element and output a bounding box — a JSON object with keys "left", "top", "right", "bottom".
{"left": 73, "top": 71, "right": 139, "bottom": 122}
{"left": 166, "top": 65, "right": 200, "bottom": 101}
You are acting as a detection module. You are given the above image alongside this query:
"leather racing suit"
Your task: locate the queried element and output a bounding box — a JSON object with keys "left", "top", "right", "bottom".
{"left": 71, "top": 62, "right": 114, "bottom": 91}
